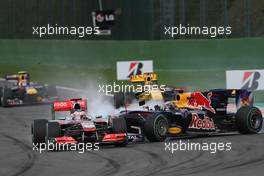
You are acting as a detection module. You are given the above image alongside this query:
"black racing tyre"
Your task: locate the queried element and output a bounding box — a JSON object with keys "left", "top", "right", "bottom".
{"left": 46, "top": 122, "right": 61, "bottom": 140}
{"left": 111, "top": 117, "right": 128, "bottom": 147}
{"left": 1, "top": 87, "right": 12, "bottom": 107}
{"left": 112, "top": 117, "right": 127, "bottom": 133}
{"left": 113, "top": 92, "right": 135, "bottom": 109}
{"left": 32, "top": 119, "right": 48, "bottom": 144}
{"left": 236, "top": 106, "right": 263, "bottom": 134}
{"left": 46, "top": 85, "right": 58, "bottom": 97}
{"left": 113, "top": 92, "right": 125, "bottom": 109}
{"left": 144, "top": 113, "right": 169, "bottom": 142}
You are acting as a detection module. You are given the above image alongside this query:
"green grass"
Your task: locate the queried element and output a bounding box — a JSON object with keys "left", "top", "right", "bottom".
{"left": 0, "top": 38, "right": 263, "bottom": 101}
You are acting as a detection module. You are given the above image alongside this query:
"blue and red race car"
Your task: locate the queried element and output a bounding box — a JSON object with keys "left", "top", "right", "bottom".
{"left": 0, "top": 71, "right": 58, "bottom": 107}
{"left": 117, "top": 89, "right": 263, "bottom": 142}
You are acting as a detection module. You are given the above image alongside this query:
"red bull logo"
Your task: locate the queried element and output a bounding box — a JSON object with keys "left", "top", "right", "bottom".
{"left": 189, "top": 113, "right": 215, "bottom": 130}
{"left": 187, "top": 92, "right": 216, "bottom": 113}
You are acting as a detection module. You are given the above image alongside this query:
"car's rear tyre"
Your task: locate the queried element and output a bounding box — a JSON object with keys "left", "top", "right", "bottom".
{"left": 144, "top": 113, "right": 169, "bottom": 142}
{"left": 113, "top": 92, "right": 125, "bottom": 109}
{"left": 32, "top": 119, "right": 48, "bottom": 144}
{"left": 46, "top": 122, "right": 61, "bottom": 140}
{"left": 236, "top": 106, "right": 263, "bottom": 134}
{"left": 1, "top": 87, "right": 12, "bottom": 107}
{"left": 113, "top": 92, "right": 135, "bottom": 109}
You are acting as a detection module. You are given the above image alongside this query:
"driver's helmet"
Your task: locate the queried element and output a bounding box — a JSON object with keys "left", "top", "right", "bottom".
{"left": 73, "top": 103, "right": 81, "bottom": 111}
{"left": 71, "top": 103, "right": 88, "bottom": 120}
{"left": 18, "top": 75, "right": 29, "bottom": 87}
{"left": 18, "top": 80, "right": 28, "bottom": 87}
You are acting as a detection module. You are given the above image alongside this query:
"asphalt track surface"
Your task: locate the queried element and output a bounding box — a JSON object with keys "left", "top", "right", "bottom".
{"left": 0, "top": 85, "right": 264, "bottom": 176}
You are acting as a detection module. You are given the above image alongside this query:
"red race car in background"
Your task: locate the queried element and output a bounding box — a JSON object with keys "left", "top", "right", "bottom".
{"left": 31, "top": 98, "right": 128, "bottom": 150}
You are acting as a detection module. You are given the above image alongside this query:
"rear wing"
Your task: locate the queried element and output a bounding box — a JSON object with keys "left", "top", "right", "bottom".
{"left": 51, "top": 98, "right": 87, "bottom": 120}
{"left": 5, "top": 72, "right": 30, "bottom": 82}
{"left": 53, "top": 98, "right": 87, "bottom": 112}
{"left": 5, "top": 74, "right": 19, "bottom": 81}
{"left": 206, "top": 89, "right": 253, "bottom": 114}
{"left": 130, "top": 72, "right": 158, "bottom": 84}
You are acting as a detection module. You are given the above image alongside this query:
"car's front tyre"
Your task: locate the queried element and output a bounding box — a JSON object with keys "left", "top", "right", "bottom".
{"left": 144, "top": 113, "right": 169, "bottom": 142}
{"left": 32, "top": 119, "right": 48, "bottom": 145}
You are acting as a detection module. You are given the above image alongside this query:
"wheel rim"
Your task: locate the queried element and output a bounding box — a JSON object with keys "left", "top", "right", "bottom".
{"left": 249, "top": 113, "right": 262, "bottom": 130}
{"left": 155, "top": 118, "right": 168, "bottom": 137}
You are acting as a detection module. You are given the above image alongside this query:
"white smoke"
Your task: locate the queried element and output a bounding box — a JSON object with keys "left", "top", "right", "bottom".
{"left": 63, "top": 78, "right": 167, "bottom": 118}
{"left": 77, "top": 80, "right": 118, "bottom": 118}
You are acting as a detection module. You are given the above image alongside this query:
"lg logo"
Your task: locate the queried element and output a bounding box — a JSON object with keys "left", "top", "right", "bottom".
{"left": 127, "top": 62, "right": 143, "bottom": 78}
{"left": 96, "top": 14, "right": 114, "bottom": 23}
{"left": 241, "top": 71, "right": 260, "bottom": 90}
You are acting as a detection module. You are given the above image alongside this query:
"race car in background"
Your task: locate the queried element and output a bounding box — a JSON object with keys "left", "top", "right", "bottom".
{"left": 31, "top": 98, "right": 128, "bottom": 149}
{"left": 0, "top": 71, "right": 58, "bottom": 107}
{"left": 116, "top": 89, "right": 263, "bottom": 142}
{"left": 113, "top": 72, "right": 183, "bottom": 108}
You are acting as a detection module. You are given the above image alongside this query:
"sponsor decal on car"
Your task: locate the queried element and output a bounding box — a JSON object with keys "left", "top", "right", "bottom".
{"left": 187, "top": 91, "right": 216, "bottom": 114}
{"left": 189, "top": 113, "right": 215, "bottom": 130}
